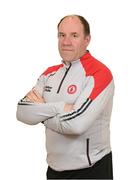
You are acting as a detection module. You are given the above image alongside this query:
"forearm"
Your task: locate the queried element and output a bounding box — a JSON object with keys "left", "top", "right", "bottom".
{"left": 16, "top": 101, "right": 65, "bottom": 125}
{"left": 16, "top": 87, "right": 73, "bottom": 125}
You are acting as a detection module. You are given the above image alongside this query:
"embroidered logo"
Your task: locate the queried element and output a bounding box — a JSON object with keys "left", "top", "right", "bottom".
{"left": 67, "top": 85, "right": 77, "bottom": 94}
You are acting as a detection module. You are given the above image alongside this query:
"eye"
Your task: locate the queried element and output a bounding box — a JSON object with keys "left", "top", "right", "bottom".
{"left": 72, "top": 33, "right": 78, "bottom": 38}
{"left": 58, "top": 33, "right": 65, "bottom": 38}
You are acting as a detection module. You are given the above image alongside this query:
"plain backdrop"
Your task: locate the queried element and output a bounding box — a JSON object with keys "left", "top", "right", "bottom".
{"left": 0, "top": 0, "right": 132, "bottom": 179}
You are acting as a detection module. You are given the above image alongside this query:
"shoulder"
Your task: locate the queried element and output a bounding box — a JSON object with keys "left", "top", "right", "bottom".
{"left": 80, "top": 52, "right": 113, "bottom": 81}
{"left": 80, "top": 52, "right": 114, "bottom": 99}
{"left": 41, "top": 64, "right": 63, "bottom": 76}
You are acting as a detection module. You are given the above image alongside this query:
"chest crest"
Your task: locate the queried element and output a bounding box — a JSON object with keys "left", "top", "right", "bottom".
{"left": 67, "top": 85, "right": 77, "bottom": 94}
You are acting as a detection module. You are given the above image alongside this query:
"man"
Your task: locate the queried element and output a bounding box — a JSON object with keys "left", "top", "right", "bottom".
{"left": 17, "top": 15, "right": 114, "bottom": 179}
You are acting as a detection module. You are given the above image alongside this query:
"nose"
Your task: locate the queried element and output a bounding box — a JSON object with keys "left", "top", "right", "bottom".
{"left": 62, "top": 36, "right": 72, "bottom": 46}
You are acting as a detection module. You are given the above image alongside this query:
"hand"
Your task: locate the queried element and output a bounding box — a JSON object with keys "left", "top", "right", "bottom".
{"left": 26, "top": 89, "right": 45, "bottom": 103}
{"left": 64, "top": 103, "right": 74, "bottom": 112}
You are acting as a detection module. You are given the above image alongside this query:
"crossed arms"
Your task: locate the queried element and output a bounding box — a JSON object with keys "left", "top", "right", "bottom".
{"left": 17, "top": 77, "right": 114, "bottom": 135}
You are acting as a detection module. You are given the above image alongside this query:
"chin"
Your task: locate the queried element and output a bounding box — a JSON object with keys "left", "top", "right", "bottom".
{"left": 61, "top": 55, "right": 73, "bottom": 62}
{"left": 65, "top": 59, "right": 73, "bottom": 63}
{"left": 64, "top": 57, "right": 74, "bottom": 62}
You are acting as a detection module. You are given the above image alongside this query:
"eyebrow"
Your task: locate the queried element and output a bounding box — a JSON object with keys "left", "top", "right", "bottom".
{"left": 71, "top": 32, "right": 78, "bottom": 35}
{"left": 58, "top": 32, "right": 78, "bottom": 35}
{"left": 58, "top": 32, "right": 65, "bottom": 35}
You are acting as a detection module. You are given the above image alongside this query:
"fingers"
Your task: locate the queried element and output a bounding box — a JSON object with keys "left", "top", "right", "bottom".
{"left": 32, "top": 89, "right": 46, "bottom": 103}
{"left": 26, "top": 89, "right": 44, "bottom": 103}
{"left": 64, "top": 104, "right": 74, "bottom": 112}
{"left": 33, "top": 89, "right": 42, "bottom": 99}
{"left": 33, "top": 89, "right": 45, "bottom": 103}
{"left": 26, "top": 91, "right": 36, "bottom": 103}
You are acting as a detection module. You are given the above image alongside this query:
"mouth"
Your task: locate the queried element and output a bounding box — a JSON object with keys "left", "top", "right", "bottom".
{"left": 61, "top": 49, "right": 73, "bottom": 51}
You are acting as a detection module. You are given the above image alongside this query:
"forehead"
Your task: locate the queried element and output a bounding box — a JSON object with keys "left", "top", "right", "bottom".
{"left": 58, "top": 16, "right": 84, "bottom": 33}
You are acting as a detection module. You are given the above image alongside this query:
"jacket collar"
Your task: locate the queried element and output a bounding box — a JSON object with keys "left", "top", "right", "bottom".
{"left": 61, "top": 50, "right": 90, "bottom": 67}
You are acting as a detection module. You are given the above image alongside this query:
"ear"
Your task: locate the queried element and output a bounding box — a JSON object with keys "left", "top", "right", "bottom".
{"left": 85, "top": 35, "right": 91, "bottom": 46}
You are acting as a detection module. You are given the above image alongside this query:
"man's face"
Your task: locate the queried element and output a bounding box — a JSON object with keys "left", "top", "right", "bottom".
{"left": 58, "top": 16, "right": 91, "bottom": 63}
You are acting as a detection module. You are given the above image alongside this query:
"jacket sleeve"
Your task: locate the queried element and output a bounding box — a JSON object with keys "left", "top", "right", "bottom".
{"left": 44, "top": 70, "right": 115, "bottom": 135}
{"left": 16, "top": 101, "right": 65, "bottom": 125}
{"left": 16, "top": 73, "right": 66, "bottom": 125}
{"left": 16, "top": 71, "right": 66, "bottom": 125}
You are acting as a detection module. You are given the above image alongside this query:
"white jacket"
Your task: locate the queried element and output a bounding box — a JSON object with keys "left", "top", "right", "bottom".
{"left": 17, "top": 51, "right": 114, "bottom": 171}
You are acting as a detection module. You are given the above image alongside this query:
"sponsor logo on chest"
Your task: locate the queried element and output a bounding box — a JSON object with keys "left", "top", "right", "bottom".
{"left": 45, "top": 86, "right": 52, "bottom": 92}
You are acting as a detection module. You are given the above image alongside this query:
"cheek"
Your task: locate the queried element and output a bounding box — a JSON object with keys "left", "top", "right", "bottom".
{"left": 58, "top": 40, "right": 61, "bottom": 47}
{"left": 58, "top": 41, "right": 62, "bottom": 52}
{"left": 79, "top": 40, "right": 87, "bottom": 49}
{"left": 72, "top": 40, "right": 81, "bottom": 48}
{"left": 74, "top": 42, "right": 84, "bottom": 51}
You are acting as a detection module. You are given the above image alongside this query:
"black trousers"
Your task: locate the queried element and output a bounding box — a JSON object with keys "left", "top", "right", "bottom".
{"left": 47, "top": 152, "right": 113, "bottom": 179}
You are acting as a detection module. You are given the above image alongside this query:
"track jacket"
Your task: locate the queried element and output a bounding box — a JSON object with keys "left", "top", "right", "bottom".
{"left": 17, "top": 51, "right": 114, "bottom": 171}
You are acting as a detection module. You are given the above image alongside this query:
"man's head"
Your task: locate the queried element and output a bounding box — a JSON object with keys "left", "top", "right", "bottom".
{"left": 57, "top": 15, "right": 91, "bottom": 63}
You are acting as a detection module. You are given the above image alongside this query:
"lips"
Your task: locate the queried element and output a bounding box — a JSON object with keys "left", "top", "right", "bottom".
{"left": 61, "top": 49, "right": 73, "bottom": 51}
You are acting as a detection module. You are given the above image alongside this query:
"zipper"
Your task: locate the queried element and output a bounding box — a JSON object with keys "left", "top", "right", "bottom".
{"left": 86, "top": 139, "right": 92, "bottom": 166}
{"left": 57, "top": 63, "right": 71, "bottom": 93}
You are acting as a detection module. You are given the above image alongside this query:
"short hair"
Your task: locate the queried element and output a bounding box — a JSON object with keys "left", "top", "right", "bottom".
{"left": 57, "top": 15, "right": 90, "bottom": 36}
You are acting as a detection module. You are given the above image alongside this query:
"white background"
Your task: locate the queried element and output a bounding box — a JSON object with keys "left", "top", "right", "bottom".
{"left": 0, "top": 0, "right": 132, "bottom": 179}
